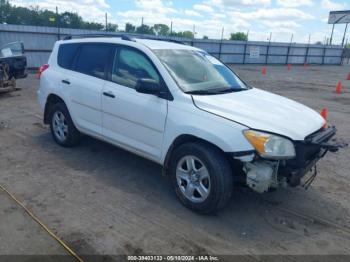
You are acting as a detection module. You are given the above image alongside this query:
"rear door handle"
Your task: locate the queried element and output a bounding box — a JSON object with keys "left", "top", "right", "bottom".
{"left": 62, "top": 79, "right": 70, "bottom": 85}
{"left": 103, "top": 91, "right": 115, "bottom": 98}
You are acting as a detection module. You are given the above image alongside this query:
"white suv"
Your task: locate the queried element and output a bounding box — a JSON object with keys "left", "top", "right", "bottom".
{"left": 37, "top": 36, "right": 344, "bottom": 213}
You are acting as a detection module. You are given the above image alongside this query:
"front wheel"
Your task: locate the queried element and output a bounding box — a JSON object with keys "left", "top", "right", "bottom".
{"left": 169, "top": 142, "right": 233, "bottom": 214}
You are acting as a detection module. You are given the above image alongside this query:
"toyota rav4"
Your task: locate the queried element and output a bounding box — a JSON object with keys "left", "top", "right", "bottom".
{"left": 37, "top": 36, "right": 345, "bottom": 213}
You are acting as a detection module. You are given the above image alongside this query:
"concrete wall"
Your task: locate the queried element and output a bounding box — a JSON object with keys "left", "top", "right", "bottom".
{"left": 0, "top": 24, "right": 344, "bottom": 68}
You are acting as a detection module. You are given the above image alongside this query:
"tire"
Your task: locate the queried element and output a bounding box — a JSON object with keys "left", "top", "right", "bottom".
{"left": 49, "top": 102, "right": 81, "bottom": 147}
{"left": 169, "top": 142, "right": 233, "bottom": 214}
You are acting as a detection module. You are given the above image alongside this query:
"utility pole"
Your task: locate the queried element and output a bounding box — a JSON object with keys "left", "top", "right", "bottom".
{"left": 193, "top": 25, "right": 195, "bottom": 39}
{"left": 220, "top": 27, "right": 224, "bottom": 40}
{"left": 330, "top": 24, "right": 335, "bottom": 45}
{"left": 219, "top": 27, "right": 224, "bottom": 60}
{"left": 105, "top": 13, "right": 108, "bottom": 32}
{"left": 170, "top": 21, "right": 173, "bottom": 35}
{"left": 141, "top": 17, "right": 144, "bottom": 26}
{"left": 56, "top": 6, "right": 60, "bottom": 40}
{"left": 342, "top": 23, "right": 348, "bottom": 47}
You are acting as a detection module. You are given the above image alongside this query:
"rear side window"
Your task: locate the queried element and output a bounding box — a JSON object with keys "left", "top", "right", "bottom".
{"left": 57, "top": 43, "right": 79, "bottom": 70}
{"left": 75, "top": 44, "right": 111, "bottom": 79}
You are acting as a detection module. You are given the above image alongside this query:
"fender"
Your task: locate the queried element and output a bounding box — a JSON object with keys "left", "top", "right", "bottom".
{"left": 161, "top": 101, "right": 255, "bottom": 165}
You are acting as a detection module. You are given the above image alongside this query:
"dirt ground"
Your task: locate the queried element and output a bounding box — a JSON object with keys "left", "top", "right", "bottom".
{"left": 0, "top": 65, "right": 350, "bottom": 260}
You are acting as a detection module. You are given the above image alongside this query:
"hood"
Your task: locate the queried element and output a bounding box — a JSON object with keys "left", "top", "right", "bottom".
{"left": 192, "top": 88, "right": 325, "bottom": 141}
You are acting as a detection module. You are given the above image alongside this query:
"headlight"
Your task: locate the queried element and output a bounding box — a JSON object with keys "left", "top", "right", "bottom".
{"left": 243, "top": 130, "right": 296, "bottom": 159}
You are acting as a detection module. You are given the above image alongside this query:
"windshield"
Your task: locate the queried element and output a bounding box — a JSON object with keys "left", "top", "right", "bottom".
{"left": 153, "top": 49, "right": 247, "bottom": 94}
{"left": 0, "top": 42, "right": 24, "bottom": 58}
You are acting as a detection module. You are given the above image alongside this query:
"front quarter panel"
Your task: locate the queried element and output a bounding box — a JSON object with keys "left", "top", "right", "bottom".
{"left": 161, "top": 94, "right": 255, "bottom": 163}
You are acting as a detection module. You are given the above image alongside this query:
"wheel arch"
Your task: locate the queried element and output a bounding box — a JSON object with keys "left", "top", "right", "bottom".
{"left": 162, "top": 134, "right": 231, "bottom": 176}
{"left": 44, "top": 93, "right": 66, "bottom": 124}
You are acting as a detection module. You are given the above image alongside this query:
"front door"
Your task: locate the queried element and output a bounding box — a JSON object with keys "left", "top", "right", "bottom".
{"left": 102, "top": 46, "right": 168, "bottom": 161}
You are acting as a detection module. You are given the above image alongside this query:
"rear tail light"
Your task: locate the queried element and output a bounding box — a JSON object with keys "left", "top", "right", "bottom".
{"left": 37, "top": 64, "right": 49, "bottom": 79}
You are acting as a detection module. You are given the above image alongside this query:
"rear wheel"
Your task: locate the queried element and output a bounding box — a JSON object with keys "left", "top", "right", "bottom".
{"left": 169, "top": 142, "right": 233, "bottom": 214}
{"left": 49, "top": 103, "right": 81, "bottom": 147}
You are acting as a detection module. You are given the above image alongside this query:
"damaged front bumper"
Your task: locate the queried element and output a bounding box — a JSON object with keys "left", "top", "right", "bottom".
{"left": 240, "top": 126, "right": 348, "bottom": 193}
{"left": 280, "top": 126, "right": 347, "bottom": 187}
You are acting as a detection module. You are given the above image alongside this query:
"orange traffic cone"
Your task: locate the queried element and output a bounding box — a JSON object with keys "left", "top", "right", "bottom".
{"left": 347, "top": 72, "right": 350, "bottom": 80}
{"left": 336, "top": 81, "right": 342, "bottom": 94}
{"left": 262, "top": 66, "right": 267, "bottom": 75}
{"left": 287, "top": 64, "right": 292, "bottom": 71}
{"left": 320, "top": 108, "right": 328, "bottom": 128}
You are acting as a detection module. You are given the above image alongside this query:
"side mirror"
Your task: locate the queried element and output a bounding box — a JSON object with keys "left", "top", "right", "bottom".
{"left": 135, "top": 78, "right": 161, "bottom": 95}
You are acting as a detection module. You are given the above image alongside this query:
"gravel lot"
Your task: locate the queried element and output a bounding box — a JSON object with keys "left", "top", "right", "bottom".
{"left": 0, "top": 65, "right": 350, "bottom": 261}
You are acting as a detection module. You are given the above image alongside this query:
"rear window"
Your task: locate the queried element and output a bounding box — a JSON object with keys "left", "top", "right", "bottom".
{"left": 75, "top": 44, "right": 111, "bottom": 79}
{"left": 57, "top": 43, "right": 79, "bottom": 70}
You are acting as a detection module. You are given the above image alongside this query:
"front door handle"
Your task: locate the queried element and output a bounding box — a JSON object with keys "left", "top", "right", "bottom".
{"left": 62, "top": 79, "right": 70, "bottom": 85}
{"left": 103, "top": 91, "right": 115, "bottom": 98}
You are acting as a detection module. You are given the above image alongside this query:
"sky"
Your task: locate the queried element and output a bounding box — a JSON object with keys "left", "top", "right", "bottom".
{"left": 10, "top": 0, "right": 349, "bottom": 44}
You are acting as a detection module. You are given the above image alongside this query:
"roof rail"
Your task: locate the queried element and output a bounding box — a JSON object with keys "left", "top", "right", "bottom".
{"left": 63, "top": 34, "right": 135, "bottom": 41}
{"left": 137, "top": 36, "right": 186, "bottom": 45}
{"left": 62, "top": 33, "right": 185, "bottom": 45}
{"left": 121, "top": 35, "right": 135, "bottom": 42}
{"left": 63, "top": 34, "right": 114, "bottom": 40}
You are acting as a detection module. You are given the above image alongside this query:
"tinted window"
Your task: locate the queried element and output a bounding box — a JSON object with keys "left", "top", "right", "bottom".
{"left": 57, "top": 43, "right": 79, "bottom": 69}
{"left": 111, "top": 48, "right": 160, "bottom": 89}
{"left": 75, "top": 44, "right": 111, "bottom": 79}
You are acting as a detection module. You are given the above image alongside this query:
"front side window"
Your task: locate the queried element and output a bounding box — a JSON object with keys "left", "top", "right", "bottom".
{"left": 75, "top": 44, "right": 111, "bottom": 79}
{"left": 111, "top": 48, "right": 160, "bottom": 89}
{"left": 153, "top": 49, "right": 247, "bottom": 94}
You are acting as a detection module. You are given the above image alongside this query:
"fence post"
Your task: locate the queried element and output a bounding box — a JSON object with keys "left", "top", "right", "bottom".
{"left": 322, "top": 45, "right": 326, "bottom": 65}
{"left": 265, "top": 32, "right": 272, "bottom": 64}
{"left": 218, "top": 39, "right": 223, "bottom": 60}
{"left": 265, "top": 43, "right": 270, "bottom": 64}
{"left": 286, "top": 34, "right": 293, "bottom": 64}
{"left": 304, "top": 45, "right": 310, "bottom": 65}
{"left": 304, "top": 34, "right": 311, "bottom": 65}
{"left": 286, "top": 44, "right": 291, "bottom": 64}
{"left": 242, "top": 41, "right": 247, "bottom": 64}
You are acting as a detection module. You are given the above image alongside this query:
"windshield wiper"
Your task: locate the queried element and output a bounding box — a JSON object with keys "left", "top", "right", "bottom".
{"left": 184, "top": 90, "right": 219, "bottom": 95}
{"left": 185, "top": 87, "right": 245, "bottom": 95}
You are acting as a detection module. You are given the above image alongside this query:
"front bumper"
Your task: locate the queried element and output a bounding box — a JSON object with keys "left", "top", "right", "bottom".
{"left": 279, "top": 126, "right": 347, "bottom": 186}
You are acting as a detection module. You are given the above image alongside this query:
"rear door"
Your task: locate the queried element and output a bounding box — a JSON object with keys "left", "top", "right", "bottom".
{"left": 102, "top": 46, "right": 168, "bottom": 161}
{"left": 62, "top": 43, "right": 113, "bottom": 136}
